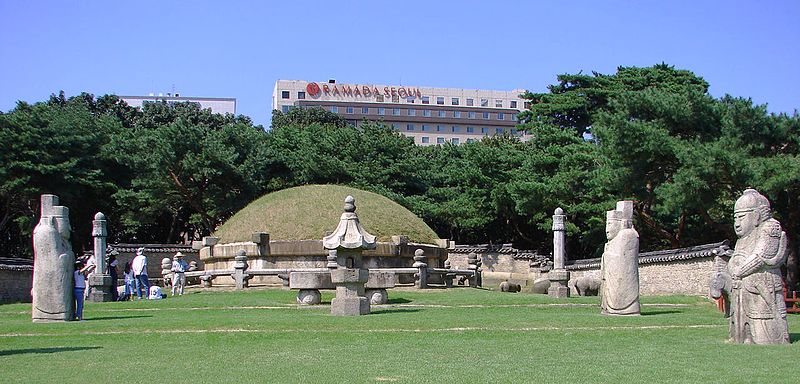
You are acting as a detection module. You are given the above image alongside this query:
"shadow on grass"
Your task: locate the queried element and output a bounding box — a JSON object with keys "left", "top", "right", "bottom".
{"left": 86, "top": 315, "right": 153, "bottom": 321}
{"left": 790, "top": 333, "right": 800, "bottom": 344}
{"left": 0, "top": 346, "right": 102, "bottom": 356}
{"left": 370, "top": 309, "right": 421, "bottom": 315}
{"left": 641, "top": 310, "right": 683, "bottom": 316}
{"left": 387, "top": 298, "right": 412, "bottom": 304}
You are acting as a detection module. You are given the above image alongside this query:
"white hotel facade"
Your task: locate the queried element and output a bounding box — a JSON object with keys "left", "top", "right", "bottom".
{"left": 272, "top": 80, "right": 530, "bottom": 146}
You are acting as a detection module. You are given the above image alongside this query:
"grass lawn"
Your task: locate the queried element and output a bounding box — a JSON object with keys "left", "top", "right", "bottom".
{"left": 1, "top": 287, "right": 798, "bottom": 383}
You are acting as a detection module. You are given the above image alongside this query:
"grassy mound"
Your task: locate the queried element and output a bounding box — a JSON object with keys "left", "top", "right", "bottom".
{"left": 213, "top": 184, "right": 439, "bottom": 244}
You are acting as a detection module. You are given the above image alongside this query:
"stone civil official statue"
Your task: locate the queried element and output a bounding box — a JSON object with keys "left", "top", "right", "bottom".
{"left": 722, "top": 189, "right": 790, "bottom": 344}
{"left": 600, "top": 201, "right": 641, "bottom": 316}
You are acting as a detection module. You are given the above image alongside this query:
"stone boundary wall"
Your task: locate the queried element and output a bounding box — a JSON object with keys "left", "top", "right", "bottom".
{"left": 0, "top": 258, "right": 34, "bottom": 304}
{"left": 448, "top": 241, "right": 728, "bottom": 296}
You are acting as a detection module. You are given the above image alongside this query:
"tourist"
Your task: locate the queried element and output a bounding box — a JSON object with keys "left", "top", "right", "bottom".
{"left": 74, "top": 259, "right": 95, "bottom": 321}
{"left": 170, "top": 252, "right": 189, "bottom": 296}
{"left": 108, "top": 253, "right": 119, "bottom": 301}
{"left": 121, "top": 261, "right": 134, "bottom": 301}
{"left": 131, "top": 247, "right": 149, "bottom": 299}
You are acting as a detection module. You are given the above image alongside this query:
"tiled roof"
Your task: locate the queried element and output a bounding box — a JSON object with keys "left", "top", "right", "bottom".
{"left": 0, "top": 257, "right": 33, "bottom": 271}
{"left": 566, "top": 241, "right": 730, "bottom": 270}
{"left": 451, "top": 240, "right": 730, "bottom": 271}
{"left": 110, "top": 243, "right": 198, "bottom": 254}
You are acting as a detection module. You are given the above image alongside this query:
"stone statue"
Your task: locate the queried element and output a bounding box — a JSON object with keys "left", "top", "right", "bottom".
{"left": 712, "top": 189, "right": 790, "bottom": 344}
{"left": 600, "top": 201, "right": 640, "bottom": 316}
{"left": 32, "top": 195, "right": 75, "bottom": 322}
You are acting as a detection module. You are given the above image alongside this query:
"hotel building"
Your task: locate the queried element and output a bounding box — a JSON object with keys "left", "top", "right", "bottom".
{"left": 272, "top": 80, "right": 530, "bottom": 145}
{"left": 121, "top": 94, "right": 237, "bottom": 115}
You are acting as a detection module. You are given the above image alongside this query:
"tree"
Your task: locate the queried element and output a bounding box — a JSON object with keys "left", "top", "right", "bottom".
{"left": 0, "top": 92, "right": 127, "bottom": 257}
{"left": 109, "top": 101, "right": 271, "bottom": 241}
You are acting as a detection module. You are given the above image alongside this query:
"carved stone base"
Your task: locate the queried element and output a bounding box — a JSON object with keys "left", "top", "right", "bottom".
{"left": 297, "top": 289, "right": 321, "bottom": 305}
{"left": 331, "top": 296, "right": 370, "bottom": 316}
{"left": 548, "top": 269, "right": 570, "bottom": 298}
{"left": 87, "top": 274, "right": 113, "bottom": 302}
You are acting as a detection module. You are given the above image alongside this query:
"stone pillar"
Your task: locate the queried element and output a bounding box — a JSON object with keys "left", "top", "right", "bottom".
{"left": 233, "top": 250, "right": 249, "bottom": 290}
{"left": 413, "top": 249, "right": 428, "bottom": 289}
{"left": 87, "top": 212, "right": 113, "bottom": 302}
{"left": 467, "top": 252, "right": 479, "bottom": 287}
{"left": 443, "top": 260, "right": 454, "bottom": 288}
{"left": 323, "top": 196, "right": 377, "bottom": 316}
{"left": 326, "top": 250, "right": 338, "bottom": 269}
{"left": 548, "top": 207, "right": 570, "bottom": 298}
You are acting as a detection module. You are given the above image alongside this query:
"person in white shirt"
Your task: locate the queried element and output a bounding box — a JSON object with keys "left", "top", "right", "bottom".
{"left": 170, "top": 252, "right": 189, "bottom": 296}
{"left": 74, "top": 259, "right": 95, "bottom": 320}
{"left": 131, "top": 247, "right": 149, "bottom": 299}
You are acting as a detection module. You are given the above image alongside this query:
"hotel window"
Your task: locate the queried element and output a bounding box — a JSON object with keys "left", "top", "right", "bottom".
{"left": 466, "top": 126, "right": 474, "bottom": 133}
{"left": 362, "top": 107, "right": 369, "bottom": 114}
{"left": 422, "top": 124, "right": 429, "bottom": 131}
{"left": 524, "top": 101, "right": 531, "bottom": 109}
{"left": 467, "top": 138, "right": 475, "bottom": 143}
{"left": 512, "top": 114, "right": 517, "bottom": 121}
{"left": 451, "top": 138, "right": 460, "bottom": 145}
{"left": 451, "top": 98, "right": 459, "bottom": 105}
{"left": 406, "top": 124, "right": 415, "bottom": 131}
{"left": 421, "top": 136, "right": 430, "bottom": 143}
{"left": 453, "top": 111, "right": 461, "bottom": 118}
{"left": 423, "top": 109, "right": 432, "bottom": 117}
{"left": 496, "top": 128, "right": 503, "bottom": 135}
{"left": 392, "top": 95, "right": 399, "bottom": 103}
{"left": 297, "top": 91, "right": 306, "bottom": 99}
{"left": 422, "top": 96, "right": 430, "bottom": 104}
{"left": 511, "top": 129, "right": 517, "bottom": 135}
{"left": 481, "top": 127, "right": 489, "bottom": 134}
{"left": 392, "top": 123, "right": 399, "bottom": 130}
{"left": 406, "top": 96, "right": 415, "bottom": 103}
{"left": 378, "top": 107, "right": 385, "bottom": 115}
{"left": 452, "top": 125, "right": 460, "bottom": 133}
{"left": 330, "top": 106, "right": 338, "bottom": 113}
{"left": 495, "top": 100, "right": 503, "bottom": 108}
{"left": 438, "top": 110, "right": 446, "bottom": 118}
{"left": 436, "top": 96, "right": 444, "bottom": 105}
{"left": 346, "top": 106, "right": 354, "bottom": 114}
{"left": 468, "top": 111, "right": 476, "bottom": 119}
{"left": 480, "top": 98, "right": 488, "bottom": 107}
{"left": 437, "top": 125, "right": 443, "bottom": 132}
{"left": 408, "top": 109, "right": 416, "bottom": 116}
{"left": 376, "top": 94, "right": 384, "bottom": 102}
{"left": 281, "top": 91, "right": 290, "bottom": 99}
{"left": 466, "top": 98, "right": 474, "bottom": 106}
{"left": 437, "top": 137, "right": 445, "bottom": 144}
{"left": 510, "top": 100, "right": 517, "bottom": 108}
{"left": 393, "top": 108, "right": 401, "bottom": 116}
{"left": 281, "top": 105, "right": 290, "bottom": 113}
{"left": 483, "top": 112, "right": 490, "bottom": 119}
{"left": 498, "top": 112, "right": 505, "bottom": 120}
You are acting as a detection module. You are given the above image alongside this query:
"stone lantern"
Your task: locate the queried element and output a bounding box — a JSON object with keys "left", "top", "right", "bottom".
{"left": 322, "top": 196, "right": 377, "bottom": 316}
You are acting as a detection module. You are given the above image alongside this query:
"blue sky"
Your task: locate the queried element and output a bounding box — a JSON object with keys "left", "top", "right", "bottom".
{"left": 1, "top": 1, "right": 798, "bottom": 128}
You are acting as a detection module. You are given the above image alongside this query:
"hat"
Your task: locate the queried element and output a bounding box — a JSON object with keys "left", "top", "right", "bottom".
{"left": 174, "top": 252, "right": 185, "bottom": 258}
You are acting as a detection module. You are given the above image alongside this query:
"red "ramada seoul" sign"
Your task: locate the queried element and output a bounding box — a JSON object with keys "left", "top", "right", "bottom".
{"left": 306, "top": 82, "right": 422, "bottom": 99}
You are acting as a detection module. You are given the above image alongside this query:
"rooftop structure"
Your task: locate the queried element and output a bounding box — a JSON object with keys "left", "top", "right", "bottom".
{"left": 273, "top": 79, "right": 531, "bottom": 145}
{"left": 120, "top": 94, "right": 236, "bottom": 115}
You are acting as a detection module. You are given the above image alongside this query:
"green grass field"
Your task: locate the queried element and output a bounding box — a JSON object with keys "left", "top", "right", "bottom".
{"left": 1, "top": 288, "right": 798, "bottom": 383}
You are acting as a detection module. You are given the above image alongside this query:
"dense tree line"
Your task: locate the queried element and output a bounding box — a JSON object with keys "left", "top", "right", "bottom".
{"left": 1, "top": 65, "right": 797, "bottom": 287}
